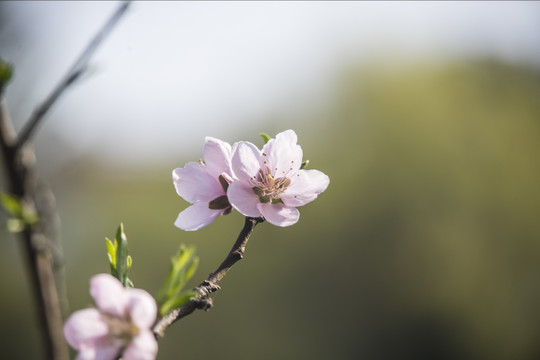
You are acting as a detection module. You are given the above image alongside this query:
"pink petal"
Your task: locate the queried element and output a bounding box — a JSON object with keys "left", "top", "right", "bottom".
{"left": 174, "top": 202, "right": 223, "bottom": 231}
{"left": 231, "top": 141, "right": 261, "bottom": 180}
{"left": 94, "top": 343, "right": 123, "bottom": 360}
{"left": 257, "top": 203, "right": 299, "bottom": 227}
{"left": 227, "top": 182, "right": 262, "bottom": 218}
{"left": 203, "top": 137, "right": 233, "bottom": 179}
{"left": 64, "top": 308, "right": 108, "bottom": 350}
{"left": 123, "top": 330, "right": 158, "bottom": 360}
{"left": 90, "top": 274, "right": 127, "bottom": 317}
{"left": 281, "top": 169, "right": 330, "bottom": 207}
{"left": 261, "top": 130, "right": 303, "bottom": 176}
{"left": 172, "top": 163, "right": 223, "bottom": 204}
{"left": 125, "top": 288, "right": 157, "bottom": 329}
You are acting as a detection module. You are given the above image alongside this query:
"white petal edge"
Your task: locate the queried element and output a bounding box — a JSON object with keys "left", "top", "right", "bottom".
{"left": 231, "top": 141, "right": 261, "bottom": 180}
{"left": 174, "top": 202, "right": 223, "bottom": 231}
{"left": 281, "top": 169, "right": 329, "bottom": 207}
{"left": 227, "top": 182, "right": 261, "bottom": 218}
{"left": 90, "top": 274, "right": 127, "bottom": 317}
{"left": 257, "top": 203, "right": 299, "bottom": 227}
{"left": 261, "top": 130, "right": 303, "bottom": 175}
{"left": 203, "top": 137, "right": 233, "bottom": 179}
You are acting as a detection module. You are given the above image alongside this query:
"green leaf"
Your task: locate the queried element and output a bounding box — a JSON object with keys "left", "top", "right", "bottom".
{"left": 0, "top": 192, "right": 22, "bottom": 217}
{"left": 156, "top": 244, "right": 199, "bottom": 314}
{"left": 0, "top": 192, "right": 39, "bottom": 228}
{"left": 0, "top": 58, "right": 13, "bottom": 91}
{"left": 160, "top": 290, "right": 198, "bottom": 316}
{"left": 300, "top": 160, "right": 309, "bottom": 170}
{"left": 184, "top": 256, "right": 199, "bottom": 283}
{"left": 105, "top": 237, "right": 116, "bottom": 268}
{"left": 115, "top": 223, "right": 130, "bottom": 286}
{"left": 259, "top": 133, "right": 271, "bottom": 144}
{"left": 105, "top": 224, "right": 133, "bottom": 287}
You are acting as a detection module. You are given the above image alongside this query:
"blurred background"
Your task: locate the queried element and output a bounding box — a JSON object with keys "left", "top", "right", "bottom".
{"left": 1, "top": 1, "right": 540, "bottom": 359}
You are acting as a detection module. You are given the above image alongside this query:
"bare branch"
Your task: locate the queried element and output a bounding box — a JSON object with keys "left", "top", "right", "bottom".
{"left": 153, "top": 217, "right": 264, "bottom": 338}
{"left": 15, "top": 0, "right": 132, "bottom": 149}
{"left": 0, "top": 2, "right": 132, "bottom": 359}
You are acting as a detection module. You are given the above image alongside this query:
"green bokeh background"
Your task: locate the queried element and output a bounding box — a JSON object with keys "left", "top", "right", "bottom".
{"left": 1, "top": 59, "right": 540, "bottom": 359}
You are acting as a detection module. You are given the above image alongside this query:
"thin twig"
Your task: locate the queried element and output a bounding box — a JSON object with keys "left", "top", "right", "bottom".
{"left": 153, "top": 216, "right": 263, "bottom": 338}
{"left": 15, "top": 0, "right": 132, "bottom": 149}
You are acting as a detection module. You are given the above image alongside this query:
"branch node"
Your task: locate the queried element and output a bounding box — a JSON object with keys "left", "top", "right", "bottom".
{"left": 194, "top": 298, "right": 214, "bottom": 311}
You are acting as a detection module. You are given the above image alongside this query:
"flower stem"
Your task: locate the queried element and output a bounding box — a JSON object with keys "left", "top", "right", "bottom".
{"left": 153, "top": 216, "right": 263, "bottom": 338}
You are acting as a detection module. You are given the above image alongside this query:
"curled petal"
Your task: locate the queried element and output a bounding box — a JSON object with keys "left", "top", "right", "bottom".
{"left": 123, "top": 330, "right": 158, "bottom": 360}
{"left": 64, "top": 308, "right": 108, "bottom": 351}
{"left": 227, "top": 182, "right": 261, "bottom": 218}
{"left": 281, "top": 169, "right": 329, "bottom": 207}
{"left": 174, "top": 202, "right": 223, "bottom": 231}
{"left": 231, "top": 141, "right": 261, "bottom": 180}
{"left": 261, "top": 130, "right": 303, "bottom": 176}
{"left": 126, "top": 288, "right": 157, "bottom": 329}
{"left": 203, "top": 137, "right": 233, "bottom": 179}
{"left": 90, "top": 274, "right": 127, "bottom": 317}
{"left": 257, "top": 203, "right": 299, "bottom": 227}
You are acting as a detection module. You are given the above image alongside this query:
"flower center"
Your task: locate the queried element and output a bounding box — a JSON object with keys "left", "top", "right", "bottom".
{"left": 102, "top": 313, "right": 139, "bottom": 345}
{"left": 250, "top": 166, "right": 291, "bottom": 203}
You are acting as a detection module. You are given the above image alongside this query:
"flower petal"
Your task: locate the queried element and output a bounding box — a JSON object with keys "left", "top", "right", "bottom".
{"left": 174, "top": 202, "right": 223, "bottom": 231}
{"left": 64, "top": 308, "right": 108, "bottom": 350}
{"left": 261, "top": 130, "right": 303, "bottom": 176}
{"left": 90, "top": 274, "right": 127, "bottom": 317}
{"left": 227, "top": 182, "right": 261, "bottom": 218}
{"left": 123, "top": 330, "right": 158, "bottom": 360}
{"left": 125, "top": 288, "right": 157, "bottom": 329}
{"left": 203, "top": 137, "right": 233, "bottom": 179}
{"left": 281, "top": 169, "right": 329, "bottom": 207}
{"left": 257, "top": 203, "right": 299, "bottom": 227}
{"left": 231, "top": 141, "right": 261, "bottom": 180}
{"left": 173, "top": 163, "right": 223, "bottom": 203}
{"left": 94, "top": 343, "right": 123, "bottom": 360}
{"left": 75, "top": 348, "right": 97, "bottom": 360}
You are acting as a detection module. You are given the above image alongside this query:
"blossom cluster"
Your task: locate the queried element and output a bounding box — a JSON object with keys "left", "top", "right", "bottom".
{"left": 63, "top": 130, "right": 328, "bottom": 360}
{"left": 63, "top": 274, "right": 158, "bottom": 360}
{"left": 173, "top": 129, "right": 330, "bottom": 230}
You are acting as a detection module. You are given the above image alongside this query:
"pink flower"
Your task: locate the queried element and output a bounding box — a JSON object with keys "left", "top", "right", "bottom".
{"left": 173, "top": 137, "right": 234, "bottom": 231}
{"left": 228, "top": 129, "right": 329, "bottom": 226}
{"left": 63, "top": 274, "right": 158, "bottom": 360}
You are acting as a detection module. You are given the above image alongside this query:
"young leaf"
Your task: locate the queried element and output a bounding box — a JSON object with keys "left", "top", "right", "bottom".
{"left": 300, "top": 159, "right": 309, "bottom": 170}
{"left": 0, "top": 58, "right": 13, "bottom": 91}
{"left": 0, "top": 192, "right": 22, "bottom": 218}
{"left": 259, "top": 133, "right": 271, "bottom": 144}
{"left": 105, "top": 224, "right": 133, "bottom": 287}
{"left": 0, "top": 192, "right": 39, "bottom": 228}
{"left": 160, "top": 290, "right": 198, "bottom": 316}
{"left": 156, "top": 244, "right": 199, "bottom": 315}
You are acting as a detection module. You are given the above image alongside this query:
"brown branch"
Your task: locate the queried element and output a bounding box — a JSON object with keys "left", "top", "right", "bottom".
{"left": 153, "top": 216, "right": 263, "bottom": 338}
{"left": 0, "top": 2, "right": 132, "bottom": 359}
{"left": 1, "top": 98, "right": 69, "bottom": 360}
{"left": 15, "top": 0, "right": 131, "bottom": 149}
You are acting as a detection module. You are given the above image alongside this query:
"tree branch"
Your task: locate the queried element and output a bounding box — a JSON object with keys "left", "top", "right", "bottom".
{"left": 0, "top": 2, "right": 132, "bottom": 359}
{"left": 153, "top": 216, "right": 264, "bottom": 338}
{"left": 15, "top": 0, "right": 132, "bottom": 149}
